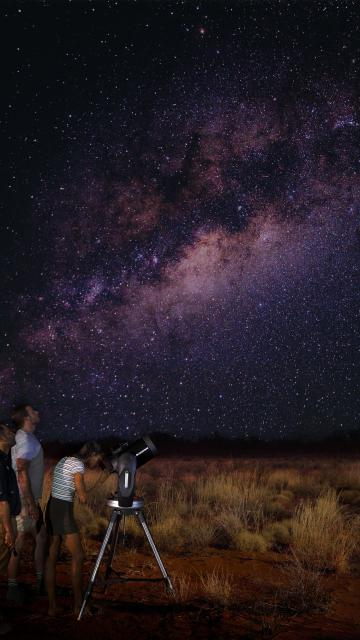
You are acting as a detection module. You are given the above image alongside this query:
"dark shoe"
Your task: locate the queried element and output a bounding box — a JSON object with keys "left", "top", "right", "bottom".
{"left": 6, "top": 584, "right": 24, "bottom": 605}
{"left": 0, "top": 615, "right": 12, "bottom": 636}
{"left": 0, "top": 621, "right": 12, "bottom": 636}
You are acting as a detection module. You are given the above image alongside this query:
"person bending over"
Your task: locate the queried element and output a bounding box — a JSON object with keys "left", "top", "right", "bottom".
{"left": 45, "top": 441, "right": 104, "bottom": 617}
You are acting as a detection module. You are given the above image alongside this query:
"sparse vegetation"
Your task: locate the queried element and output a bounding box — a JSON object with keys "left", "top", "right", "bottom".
{"left": 41, "top": 454, "right": 360, "bottom": 632}
{"left": 291, "top": 489, "right": 355, "bottom": 573}
{"left": 199, "top": 567, "right": 234, "bottom": 607}
{"left": 233, "top": 530, "right": 269, "bottom": 552}
{"left": 172, "top": 572, "right": 193, "bottom": 603}
{"left": 281, "top": 551, "right": 331, "bottom": 614}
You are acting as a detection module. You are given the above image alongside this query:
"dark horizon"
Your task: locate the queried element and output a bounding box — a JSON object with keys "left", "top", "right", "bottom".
{"left": 1, "top": 1, "right": 359, "bottom": 442}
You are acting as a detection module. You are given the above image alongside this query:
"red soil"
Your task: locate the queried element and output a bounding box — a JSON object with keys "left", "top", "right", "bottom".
{"left": 1, "top": 542, "right": 360, "bottom": 639}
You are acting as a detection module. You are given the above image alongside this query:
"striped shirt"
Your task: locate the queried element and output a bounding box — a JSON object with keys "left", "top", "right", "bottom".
{"left": 51, "top": 456, "right": 85, "bottom": 502}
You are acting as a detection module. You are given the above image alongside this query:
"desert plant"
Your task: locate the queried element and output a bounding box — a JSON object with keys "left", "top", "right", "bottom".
{"left": 199, "top": 567, "right": 234, "bottom": 607}
{"left": 291, "top": 489, "right": 355, "bottom": 573}
{"left": 280, "top": 551, "right": 330, "bottom": 614}
{"left": 195, "top": 471, "right": 268, "bottom": 531}
{"left": 74, "top": 502, "right": 108, "bottom": 538}
{"left": 152, "top": 482, "right": 189, "bottom": 524}
{"left": 182, "top": 517, "right": 216, "bottom": 549}
{"left": 151, "top": 515, "right": 185, "bottom": 551}
{"left": 172, "top": 572, "right": 193, "bottom": 603}
{"left": 267, "top": 468, "right": 303, "bottom": 491}
{"left": 263, "top": 521, "right": 292, "bottom": 548}
{"left": 233, "top": 530, "right": 269, "bottom": 553}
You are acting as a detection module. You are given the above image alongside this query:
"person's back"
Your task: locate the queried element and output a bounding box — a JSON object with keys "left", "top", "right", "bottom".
{"left": 51, "top": 457, "right": 85, "bottom": 502}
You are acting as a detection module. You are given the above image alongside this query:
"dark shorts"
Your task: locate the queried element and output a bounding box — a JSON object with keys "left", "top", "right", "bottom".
{"left": 45, "top": 496, "right": 78, "bottom": 536}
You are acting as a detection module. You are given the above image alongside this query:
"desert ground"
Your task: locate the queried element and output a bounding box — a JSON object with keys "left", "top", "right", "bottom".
{"left": 2, "top": 453, "right": 360, "bottom": 639}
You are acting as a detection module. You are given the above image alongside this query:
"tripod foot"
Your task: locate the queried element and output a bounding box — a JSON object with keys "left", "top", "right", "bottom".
{"left": 166, "top": 579, "right": 176, "bottom": 597}
{"left": 77, "top": 593, "right": 89, "bottom": 621}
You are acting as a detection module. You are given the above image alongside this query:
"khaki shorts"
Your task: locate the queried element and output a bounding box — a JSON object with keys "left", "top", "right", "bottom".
{"left": 0, "top": 519, "right": 17, "bottom": 574}
{"left": 16, "top": 500, "right": 43, "bottom": 534}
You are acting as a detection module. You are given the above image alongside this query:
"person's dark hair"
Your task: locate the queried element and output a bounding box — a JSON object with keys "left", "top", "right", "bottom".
{"left": 78, "top": 441, "right": 103, "bottom": 460}
{"left": 11, "top": 404, "right": 30, "bottom": 428}
{"left": 0, "top": 424, "right": 11, "bottom": 441}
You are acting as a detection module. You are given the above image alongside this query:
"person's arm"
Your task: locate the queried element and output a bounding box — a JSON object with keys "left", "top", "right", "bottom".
{"left": 16, "top": 458, "right": 37, "bottom": 519}
{"left": 0, "top": 501, "right": 16, "bottom": 548}
{"left": 74, "top": 472, "right": 86, "bottom": 504}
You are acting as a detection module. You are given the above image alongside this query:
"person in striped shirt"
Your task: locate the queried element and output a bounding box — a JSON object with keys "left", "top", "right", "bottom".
{"left": 44, "top": 441, "right": 104, "bottom": 617}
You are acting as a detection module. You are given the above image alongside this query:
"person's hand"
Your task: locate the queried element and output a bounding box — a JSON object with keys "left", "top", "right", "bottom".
{"left": 4, "top": 527, "right": 16, "bottom": 548}
{"left": 27, "top": 500, "right": 38, "bottom": 520}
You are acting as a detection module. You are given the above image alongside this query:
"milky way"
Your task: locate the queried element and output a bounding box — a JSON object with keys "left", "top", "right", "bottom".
{"left": 1, "top": 1, "right": 359, "bottom": 441}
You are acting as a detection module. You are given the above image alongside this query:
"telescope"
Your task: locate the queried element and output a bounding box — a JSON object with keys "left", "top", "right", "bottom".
{"left": 78, "top": 434, "right": 173, "bottom": 620}
{"left": 110, "top": 435, "right": 158, "bottom": 507}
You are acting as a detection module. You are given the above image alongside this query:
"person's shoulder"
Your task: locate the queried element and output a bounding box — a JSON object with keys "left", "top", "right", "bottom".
{"left": 14, "top": 429, "right": 40, "bottom": 457}
{"left": 68, "top": 457, "right": 85, "bottom": 472}
{"left": 65, "top": 456, "right": 83, "bottom": 467}
{"left": 15, "top": 429, "right": 27, "bottom": 442}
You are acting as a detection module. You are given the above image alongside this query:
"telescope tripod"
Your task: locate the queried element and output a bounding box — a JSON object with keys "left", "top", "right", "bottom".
{"left": 78, "top": 498, "right": 175, "bottom": 620}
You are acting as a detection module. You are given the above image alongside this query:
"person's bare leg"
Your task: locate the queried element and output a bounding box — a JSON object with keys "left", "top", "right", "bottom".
{"left": 63, "top": 533, "right": 84, "bottom": 615}
{"left": 45, "top": 535, "right": 61, "bottom": 615}
{"left": 34, "top": 524, "right": 47, "bottom": 581}
{"left": 7, "top": 531, "right": 26, "bottom": 580}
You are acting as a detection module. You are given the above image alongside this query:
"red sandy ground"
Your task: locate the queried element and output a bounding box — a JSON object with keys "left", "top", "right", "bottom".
{"left": 1, "top": 542, "right": 360, "bottom": 640}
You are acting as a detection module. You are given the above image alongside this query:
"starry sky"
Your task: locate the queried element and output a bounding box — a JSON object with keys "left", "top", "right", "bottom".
{"left": 0, "top": 0, "right": 359, "bottom": 442}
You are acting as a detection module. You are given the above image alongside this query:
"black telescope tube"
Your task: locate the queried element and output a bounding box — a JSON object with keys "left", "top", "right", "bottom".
{"left": 126, "top": 435, "right": 157, "bottom": 468}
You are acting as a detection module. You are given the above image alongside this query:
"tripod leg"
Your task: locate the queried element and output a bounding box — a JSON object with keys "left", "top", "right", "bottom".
{"left": 78, "top": 510, "right": 118, "bottom": 621}
{"left": 104, "top": 513, "right": 122, "bottom": 583}
{"left": 136, "top": 511, "right": 175, "bottom": 596}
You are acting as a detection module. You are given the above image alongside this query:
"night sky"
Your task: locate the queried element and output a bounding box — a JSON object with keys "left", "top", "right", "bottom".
{"left": 1, "top": 0, "right": 359, "bottom": 442}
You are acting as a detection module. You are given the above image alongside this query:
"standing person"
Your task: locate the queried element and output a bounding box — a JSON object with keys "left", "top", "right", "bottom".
{"left": 8, "top": 404, "right": 46, "bottom": 603}
{"left": 0, "top": 424, "right": 21, "bottom": 635}
{"left": 45, "top": 441, "right": 104, "bottom": 617}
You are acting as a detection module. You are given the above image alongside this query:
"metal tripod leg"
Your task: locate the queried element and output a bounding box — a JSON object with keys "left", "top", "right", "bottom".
{"left": 78, "top": 509, "right": 118, "bottom": 621}
{"left": 136, "top": 510, "right": 175, "bottom": 595}
{"left": 104, "top": 513, "right": 122, "bottom": 584}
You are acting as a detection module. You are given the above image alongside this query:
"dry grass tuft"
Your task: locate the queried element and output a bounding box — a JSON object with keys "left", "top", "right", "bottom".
{"left": 234, "top": 530, "right": 269, "bottom": 553}
{"left": 151, "top": 515, "right": 184, "bottom": 551}
{"left": 199, "top": 567, "right": 234, "bottom": 607}
{"left": 280, "top": 551, "right": 331, "bottom": 614}
{"left": 196, "top": 471, "right": 267, "bottom": 520}
{"left": 292, "top": 489, "right": 355, "bottom": 573}
{"left": 267, "top": 468, "right": 303, "bottom": 491}
{"left": 172, "top": 572, "right": 193, "bottom": 603}
{"left": 263, "top": 521, "right": 292, "bottom": 548}
{"left": 323, "top": 462, "right": 360, "bottom": 491}
{"left": 153, "top": 482, "right": 188, "bottom": 523}
{"left": 182, "top": 517, "right": 216, "bottom": 549}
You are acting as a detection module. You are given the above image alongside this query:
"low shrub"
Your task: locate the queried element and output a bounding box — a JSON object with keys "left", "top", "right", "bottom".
{"left": 199, "top": 567, "right": 234, "bottom": 607}
{"left": 234, "top": 530, "right": 269, "bottom": 553}
{"left": 292, "top": 489, "right": 355, "bottom": 573}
